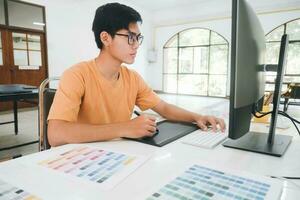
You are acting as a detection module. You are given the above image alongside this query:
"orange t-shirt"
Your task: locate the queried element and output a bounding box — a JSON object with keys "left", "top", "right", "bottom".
{"left": 47, "top": 59, "right": 161, "bottom": 124}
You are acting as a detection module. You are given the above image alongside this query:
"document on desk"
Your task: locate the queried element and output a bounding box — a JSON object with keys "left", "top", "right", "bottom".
{"left": 0, "top": 179, "right": 41, "bottom": 200}
{"left": 144, "top": 163, "right": 282, "bottom": 200}
{"left": 29, "top": 145, "right": 150, "bottom": 190}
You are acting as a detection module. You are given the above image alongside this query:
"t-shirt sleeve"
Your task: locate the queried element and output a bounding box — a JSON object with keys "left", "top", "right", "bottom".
{"left": 134, "top": 71, "right": 161, "bottom": 111}
{"left": 47, "top": 68, "right": 84, "bottom": 122}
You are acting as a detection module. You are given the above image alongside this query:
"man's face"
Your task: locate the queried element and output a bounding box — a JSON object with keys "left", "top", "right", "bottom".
{"left": 107, "top": 22, "right": 142, "bottom": 64}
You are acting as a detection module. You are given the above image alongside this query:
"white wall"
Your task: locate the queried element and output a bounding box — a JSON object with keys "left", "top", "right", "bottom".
{"left": 23, "top": 0, "right": 153, "bottom": 78}
{"left": 150, "top": 0, "right": 300, "bottom": 27}
{"left": 147, "top": 18, "right": 231, "bottom": 91}
{"left": 21, "top": 0, "right": 300, "bottom": 90}
{"left": 147, "top": 8, "right": 300, "bottom": 92}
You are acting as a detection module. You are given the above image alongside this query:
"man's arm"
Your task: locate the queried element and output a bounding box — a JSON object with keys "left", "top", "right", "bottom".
{"left": 48, "top": 115, "right": 157, "bottom": 147}
{"left": 152, "top": 100, "right": 225, "bottom": 132}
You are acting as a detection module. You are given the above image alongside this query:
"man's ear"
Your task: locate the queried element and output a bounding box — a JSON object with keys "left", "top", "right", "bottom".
{"left": 100, "top": 31, "right": 112, "bottom": 47}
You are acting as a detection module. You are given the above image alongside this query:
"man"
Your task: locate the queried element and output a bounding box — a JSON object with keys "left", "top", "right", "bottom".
{"left": 48, "top": 3, "right": 225, "bottom": 147}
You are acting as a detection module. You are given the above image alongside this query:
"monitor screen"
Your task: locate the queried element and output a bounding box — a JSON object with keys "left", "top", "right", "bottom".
{"left": 228, "top": 0, "right": 266, "bottom": 140}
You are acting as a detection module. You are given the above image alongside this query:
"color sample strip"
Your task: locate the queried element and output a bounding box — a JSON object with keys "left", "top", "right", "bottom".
{"left": 0, "top": 179, "right": 40, "bottom": 200}
{"left": 39, "top": 146, "right": 136, "bottom": 184}
{"left": 146, "top": 165, "right": 272, "bottom": 200}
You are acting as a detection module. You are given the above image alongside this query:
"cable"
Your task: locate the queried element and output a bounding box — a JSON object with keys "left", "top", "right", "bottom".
{"left": 252, "top": 111, "right": 269, "bottom": 118}
{"left": 280, "top": 176, "right": 300, "bottom": 180}
{"left": 252, "top": 105, "right": 272, "bottom": 118}
{"left": 253, "top": 104, "right": 272, "bottom": 117}
{"left": 278, "top": 111, "right": 300, "bottom": 124}
{"left": 287, "top": 118, "right": 300, "bottom": 135}
{"left": 269, "top": 176, "right": 300, "bottom": 191}
{"left": 253, "top": 102, "right": 300, "bottom": 125}
{"left": 252, "top": 103, "right": 300, "bottom": 135}
{"left": 278, "top": 111, "right": 300, "bottom": 135}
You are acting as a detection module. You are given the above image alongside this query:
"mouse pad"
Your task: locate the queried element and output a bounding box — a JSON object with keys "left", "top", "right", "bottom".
{"left": 125, "top": 120, "right": 199, "bottom": 147}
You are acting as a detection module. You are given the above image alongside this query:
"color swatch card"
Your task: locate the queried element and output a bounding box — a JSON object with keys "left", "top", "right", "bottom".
{"left": 146, "top": 164, "right": 282, "bottom": 200}
{"left": 0, "top": 179, "right": 40, "bottom": 200}
{"left": 37, "top": 145, "right": 150, "bottom": 190}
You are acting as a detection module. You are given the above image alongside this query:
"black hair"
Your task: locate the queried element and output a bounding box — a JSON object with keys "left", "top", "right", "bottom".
{"left": 92, "top": 3, "right": 142, "bottom": 49}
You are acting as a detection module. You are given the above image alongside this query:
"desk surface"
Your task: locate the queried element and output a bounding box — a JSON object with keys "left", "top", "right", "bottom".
{"left": 0, "top": 84, "right": 36, "bottom": 93}
{"left": 0, "top": 122, "right": 299, "bottom": 200}
{"left": 0, "top": 84, "right": 38, "bottom": 98}
{"left": 0, "top": 88, "right": 38, "bottom": 101}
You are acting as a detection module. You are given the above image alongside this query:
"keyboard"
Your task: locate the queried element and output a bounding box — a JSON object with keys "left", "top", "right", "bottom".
{"left": 181, "top": 129, "right": 227, "bottom": 149}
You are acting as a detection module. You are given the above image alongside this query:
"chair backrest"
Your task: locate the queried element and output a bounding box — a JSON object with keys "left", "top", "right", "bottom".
{"left": 38, "top": 78, "right": 59, "bottom": 151}
{"left": 290, "top": 85, "right": 300, "bottom": 98}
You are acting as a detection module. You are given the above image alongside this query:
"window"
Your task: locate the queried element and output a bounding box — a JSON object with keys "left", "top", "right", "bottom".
{"left": 265, "top": 19, "right": 300, "bottom": 92}
{"left": 0, "top": 32, "right": 3, "bottom": 65}
{"left": 7, "top": 0, "right": 45, "bottom": 31}
{"left": 0, "top": 0, "right": 5, "bottom": 25}
{"left": 12, "top": 32, "right": 42, "bottom": 66}
{"left": 163, "top": 28, "right": 229, "bottom": 97}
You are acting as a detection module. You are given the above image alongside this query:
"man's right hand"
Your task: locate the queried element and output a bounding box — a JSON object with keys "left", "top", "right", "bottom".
{"left": 48, "top": 115, "right": 158, "bottom": 147}
{"left": 122, "top": 115, "right": 157, "bottom": 138}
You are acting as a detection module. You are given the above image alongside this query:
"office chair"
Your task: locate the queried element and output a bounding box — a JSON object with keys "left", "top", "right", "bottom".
{"left": 38, "top": 77, "right": 59, "bottom": 151}
{"left": 282, "top": 83, "right": 300, "bottom": 112}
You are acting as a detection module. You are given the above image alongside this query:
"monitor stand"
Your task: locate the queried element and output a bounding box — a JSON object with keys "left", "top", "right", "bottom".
{"left": 223, "top": 132, "right": 292, "bottom": 157}
{"left": 224, "top": 34, "right": 293, "bottom": 157}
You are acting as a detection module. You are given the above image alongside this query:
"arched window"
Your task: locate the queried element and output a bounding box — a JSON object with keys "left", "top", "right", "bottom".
{"left": 163, "top": 28, "right": 229, "bottom": 97}
{"left": 265, "top": 18, "right": 300, "bottom": 91}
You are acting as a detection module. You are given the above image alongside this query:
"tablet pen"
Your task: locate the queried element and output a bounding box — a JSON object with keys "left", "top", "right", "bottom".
{"left": 133, "top": 110, "right": 159, "bottom": 135}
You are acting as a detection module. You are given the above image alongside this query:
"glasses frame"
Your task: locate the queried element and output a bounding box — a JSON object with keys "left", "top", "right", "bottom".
{"left": 115, "top": 32, "right": 144, "bottom": 45}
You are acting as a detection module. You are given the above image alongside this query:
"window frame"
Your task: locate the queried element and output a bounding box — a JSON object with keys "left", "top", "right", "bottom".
{"left": 0, "top": 0, "right": 46, "bottom": 33}
{"left": 163, "top": 28, "right": 229, "bottom": 97}
{"left": 12, "top": 31, "right": 42, "bottom": 66}
{"left": 265, "top": 18, "right": 300, "bottom": 92}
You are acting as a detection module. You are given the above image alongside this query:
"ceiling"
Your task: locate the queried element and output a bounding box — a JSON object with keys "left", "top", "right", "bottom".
{"left": 127, "top": 0, "right": 209, "bottom": 11}
{"left": 127, "top": 0, "right": 300, "bottom": 12}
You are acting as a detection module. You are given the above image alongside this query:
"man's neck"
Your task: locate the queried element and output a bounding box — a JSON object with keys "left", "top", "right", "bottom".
{"left": 95, "top": 51, "right": 121, "bottom": 81}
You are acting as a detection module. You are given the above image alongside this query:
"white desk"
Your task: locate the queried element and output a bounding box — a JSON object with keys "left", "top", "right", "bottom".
{"left": 0, "top": 122, "right": 299, "bottom": 200}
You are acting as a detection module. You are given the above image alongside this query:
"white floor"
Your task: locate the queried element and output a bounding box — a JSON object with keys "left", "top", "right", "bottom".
{"left": 0, "top": 108, "right": 39, "bottom": 160}
{"left": 0, "top": 94, "right": 299, "bottom": 160}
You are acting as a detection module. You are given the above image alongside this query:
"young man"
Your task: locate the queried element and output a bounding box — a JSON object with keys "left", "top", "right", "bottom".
{"left": 47, "top": 3, "right": 225, "bottom": 147}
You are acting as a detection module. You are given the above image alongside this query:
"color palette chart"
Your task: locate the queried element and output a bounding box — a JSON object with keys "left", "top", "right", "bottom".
{"left": 146, "top": 164, "right": 281, "bottom": 200}
{"left": 0, "top": 179, "right": 40, "bottom": 200}
{"left": 38, "top": 145, "right": 148, "bottom": 190}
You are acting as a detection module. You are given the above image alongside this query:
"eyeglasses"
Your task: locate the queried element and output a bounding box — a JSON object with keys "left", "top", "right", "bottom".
{"left": 115, "top": 32, "right": 144, "bottom": 45}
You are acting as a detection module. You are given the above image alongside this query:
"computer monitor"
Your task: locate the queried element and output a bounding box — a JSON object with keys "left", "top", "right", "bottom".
{"left": 222, "top": 0, "right": 293, "bottom": 157}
